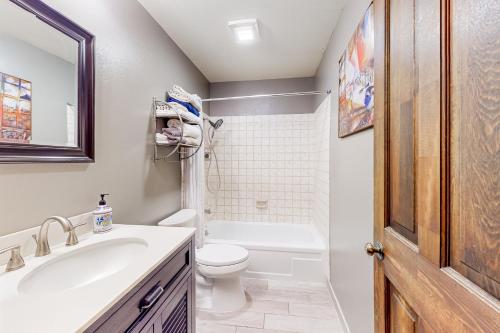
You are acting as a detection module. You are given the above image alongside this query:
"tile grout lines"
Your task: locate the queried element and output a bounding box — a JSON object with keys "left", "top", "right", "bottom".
{"left": 197, "top": 278, "right": 343, "bottom": 333}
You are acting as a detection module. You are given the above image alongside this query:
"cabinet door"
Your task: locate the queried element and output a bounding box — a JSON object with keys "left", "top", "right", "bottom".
{"left": 88, "top": 241, "right": 193, "bottom": 333}
{"left": 140, "top": 275, "right": 194, "bottom": 333}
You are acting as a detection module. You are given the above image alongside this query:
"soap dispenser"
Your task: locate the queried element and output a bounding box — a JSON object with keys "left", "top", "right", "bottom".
{"left": 93, "top": 194, "right": 113, "bottom": 233}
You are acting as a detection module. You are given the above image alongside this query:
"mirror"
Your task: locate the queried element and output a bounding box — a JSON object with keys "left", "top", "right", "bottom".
{"left": 0, "top": 0, "right": 94, "bottom": 163}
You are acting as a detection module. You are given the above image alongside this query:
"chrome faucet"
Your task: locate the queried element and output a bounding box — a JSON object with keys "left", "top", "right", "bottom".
{"left": 34, "top": 216, "right": 79, "bottom": 257}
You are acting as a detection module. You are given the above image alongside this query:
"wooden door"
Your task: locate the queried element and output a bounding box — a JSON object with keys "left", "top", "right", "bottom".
{"left": 372, "top": 0, "right": 499, "bottom": 332}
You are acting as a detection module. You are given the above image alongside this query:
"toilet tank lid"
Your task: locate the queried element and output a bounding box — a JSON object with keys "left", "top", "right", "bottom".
{"left": 158, "top": 209, "right": 197, "bottom": 227}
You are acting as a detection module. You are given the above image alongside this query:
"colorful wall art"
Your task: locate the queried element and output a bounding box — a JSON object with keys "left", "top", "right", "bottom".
{"left": 338, "top": 3, "right": 374, "bottom": 138}
{"left": 0, "top": 72, "right": 32, "bottom": 143}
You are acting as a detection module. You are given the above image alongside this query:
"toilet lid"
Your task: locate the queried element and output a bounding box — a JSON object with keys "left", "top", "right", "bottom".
{"left": 196, "top": 244, "right": 249, "bottom": 267}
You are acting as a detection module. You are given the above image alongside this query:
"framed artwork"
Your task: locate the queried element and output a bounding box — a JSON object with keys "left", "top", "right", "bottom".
{"left": 338, "top": 3, "right": 374, "bottom": 138}
{"left": 0, "top": 72, "right": 32, "bottom": 143}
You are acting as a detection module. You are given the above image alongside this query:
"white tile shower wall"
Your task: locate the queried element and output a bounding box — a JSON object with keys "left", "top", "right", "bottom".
{"left": 205, "top": 113, "right": 316, "bottom": 224}
{"left": 205, "top": 102, "right": 330, "bottom": 230}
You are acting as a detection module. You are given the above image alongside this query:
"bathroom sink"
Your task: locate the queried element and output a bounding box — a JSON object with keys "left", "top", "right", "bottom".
{"left": 18, "top": 238, "right": 148, "bottom": 295}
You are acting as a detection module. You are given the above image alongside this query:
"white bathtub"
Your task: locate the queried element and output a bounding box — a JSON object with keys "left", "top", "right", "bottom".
{"left": 205, "top": 220, "right": 326, "bottom": 282}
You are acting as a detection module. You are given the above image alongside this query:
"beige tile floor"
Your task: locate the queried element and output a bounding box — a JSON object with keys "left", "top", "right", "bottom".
{"left": 196, "top": 278, "right": 345, "bottom": 333}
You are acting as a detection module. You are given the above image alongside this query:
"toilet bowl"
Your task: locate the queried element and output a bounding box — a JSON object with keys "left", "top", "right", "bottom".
{"left": 158, "top": 209, "right": 249, "bottom": 313}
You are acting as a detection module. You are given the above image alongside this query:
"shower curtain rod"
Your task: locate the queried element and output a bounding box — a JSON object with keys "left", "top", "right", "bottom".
{"left": 201, "top": 89, "right": 331, "bottom": 102}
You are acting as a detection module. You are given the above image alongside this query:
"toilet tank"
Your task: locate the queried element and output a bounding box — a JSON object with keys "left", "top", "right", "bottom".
{"left": 158, "top": 209, "right": 197, "bottom": 228}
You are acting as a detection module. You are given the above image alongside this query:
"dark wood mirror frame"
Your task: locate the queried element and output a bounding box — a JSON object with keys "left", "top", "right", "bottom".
{"left": 0, "top": 0, "right": 95, "bottom": 163}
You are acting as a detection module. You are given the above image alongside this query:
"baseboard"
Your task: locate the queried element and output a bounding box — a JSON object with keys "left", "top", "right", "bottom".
{"left": 328, "top": 281, "right": 351, "bottom": 333}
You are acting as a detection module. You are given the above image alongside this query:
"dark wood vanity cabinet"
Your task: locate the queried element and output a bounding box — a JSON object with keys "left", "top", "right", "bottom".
{"left": 84, "top": 238, "right": 195, "bottom": 333}
{"left": 140, "top": 275, "right": 193, "bottom": 333}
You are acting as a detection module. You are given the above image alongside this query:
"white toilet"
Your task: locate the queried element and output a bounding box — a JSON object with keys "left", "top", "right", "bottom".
{"left": 158, "top": 209, "right": 249, "bottom": 313}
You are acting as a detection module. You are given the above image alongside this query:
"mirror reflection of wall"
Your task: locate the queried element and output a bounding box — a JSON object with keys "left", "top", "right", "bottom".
{"left": 0, "top": 0, "right": 78, "bottom": 147}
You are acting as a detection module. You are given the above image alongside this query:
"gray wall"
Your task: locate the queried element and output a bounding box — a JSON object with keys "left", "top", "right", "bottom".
{"left": 209, "top": 77, "right": 314, "bottom": 116}
{"left": 0, "top": 35, "right": 76, "bottom": 146}
{"left": 0, "top": 0, "right": 209, "bottom": 236}
{"left": 314, "top": 0, "right": 374, "bottom": 332}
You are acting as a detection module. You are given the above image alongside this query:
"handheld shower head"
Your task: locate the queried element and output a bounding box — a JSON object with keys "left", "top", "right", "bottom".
{"left": 205, "top": 118, "right": 223, "bottom": 194}
{"left": 208, "top": 118, "right": 223, "bottom": 130}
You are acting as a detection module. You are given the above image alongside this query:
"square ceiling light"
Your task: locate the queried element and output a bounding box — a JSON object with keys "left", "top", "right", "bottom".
{"left": 228, "top": 19, "right": 260, "bottom": 43}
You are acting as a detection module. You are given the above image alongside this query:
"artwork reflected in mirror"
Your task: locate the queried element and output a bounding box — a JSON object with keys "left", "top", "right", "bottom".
{"left": 1, "top": 73, "right": 32, "bottom": 143}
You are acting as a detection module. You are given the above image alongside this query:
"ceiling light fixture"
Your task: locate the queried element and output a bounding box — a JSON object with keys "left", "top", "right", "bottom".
{"left": 228, "top": 18, "right": 259, "bottom": 43}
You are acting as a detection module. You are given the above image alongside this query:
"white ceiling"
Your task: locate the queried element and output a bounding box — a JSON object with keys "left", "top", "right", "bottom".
{"left": 138, "top": 0, "right": 346, "bottom": 82}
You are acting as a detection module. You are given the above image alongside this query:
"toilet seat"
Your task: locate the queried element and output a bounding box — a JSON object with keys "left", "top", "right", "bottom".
{"left": 196, "top": 244, "right": 249, "bottom": 267}
{"left": 197, "top": 259, "right": 249, "bottom": 279}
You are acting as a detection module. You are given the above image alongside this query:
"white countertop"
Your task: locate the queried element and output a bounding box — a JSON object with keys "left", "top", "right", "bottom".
{"left": 0, "top": 224, "right": 195, "bottom": 333}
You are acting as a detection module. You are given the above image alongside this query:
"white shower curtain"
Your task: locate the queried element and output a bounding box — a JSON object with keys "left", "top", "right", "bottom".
{"left": 181, "top": 121, "right": 205, "bottom": 249}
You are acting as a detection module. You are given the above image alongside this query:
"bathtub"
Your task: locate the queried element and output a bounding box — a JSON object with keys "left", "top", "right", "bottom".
{"left": 205, "top": 220, "right": 327, "bottom": 282}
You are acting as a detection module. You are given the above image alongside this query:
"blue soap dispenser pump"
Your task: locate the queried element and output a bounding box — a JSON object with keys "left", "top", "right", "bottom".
{"left": 93, "top": 193, "right": 113, "bottom": 233}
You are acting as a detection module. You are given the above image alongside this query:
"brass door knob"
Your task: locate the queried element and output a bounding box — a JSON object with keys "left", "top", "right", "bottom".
{"left": 365, "top": 241, "right": 384, "bottom": 260}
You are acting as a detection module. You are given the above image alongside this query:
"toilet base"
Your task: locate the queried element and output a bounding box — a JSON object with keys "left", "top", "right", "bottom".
{"left": 197, "top": 275, "right": 247, "bottom": 313}
{"left": 196, "top": 273, "right": 213, "bottom": 310}
{"left": 196, "top": 260, "right": 249, "bottom": 313}
{"left": 210, "top": 275, "right": 247, "bottom": 313}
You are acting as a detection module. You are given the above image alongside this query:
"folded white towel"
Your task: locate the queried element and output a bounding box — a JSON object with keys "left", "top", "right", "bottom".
{"left": 182, "top": 137, "right": 201, "bottom": 146}
{"left": 191, "top": 94, "right": 203, "bottom": 111}
{"left": 155, "top": 132, "right": 200, "bottom": 146}
{"left": 156, "top": 102, "right": 201, "bottom": 124}
{"left": 167, "top": 101, "right": 188, "bottom": 114}
{"left": 155, "top": 133, "right": 175, "bottom": 144}
{"left": 169, "top": 85, "right": 203, "bottom": 111}
{"left": 168, "top": 88, "right": 190, "bottom": 103}
{"left": 166, "top": 119, "right": 201, "bottom": 139}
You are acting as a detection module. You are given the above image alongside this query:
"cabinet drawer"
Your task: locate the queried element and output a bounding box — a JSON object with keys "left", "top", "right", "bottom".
{"left": 137, "top": 273, "right": 194, "bottom": 333}
{"left": 87, "top": 240, "right": 193, "bottom": 333}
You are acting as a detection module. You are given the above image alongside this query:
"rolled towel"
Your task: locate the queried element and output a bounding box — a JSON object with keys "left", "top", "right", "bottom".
{"left": 166, "top": 133, "right": 181, "bottom": 141}
{"left": 165, "top": 121, "right": 201, "bottom": 139}
{"left": 163, "top": 127, "right": 200, "bottom": 140}
{"left": 161, "top": 127, "right": 184, "bottom": 138}
{"left": 167, "top": 119, "right": 182, "bottom": 128}
{"left": 155, "top": 133, "right": 176, "bottom": 144}
{"left": 166, "top": 134, "right": 201, "bottom": 146}
{"left": 163, "top": 127, "right": 182, "bottom": 137}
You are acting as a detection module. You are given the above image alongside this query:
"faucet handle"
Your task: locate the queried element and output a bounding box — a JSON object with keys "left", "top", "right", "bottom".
{"left": 66, "top": 221, "right": 87, "bottom": 247}
{"left": 0, "top": 245, "right": 25, "bottom": 272}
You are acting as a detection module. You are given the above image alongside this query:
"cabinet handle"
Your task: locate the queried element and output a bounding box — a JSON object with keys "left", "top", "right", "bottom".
{"left": 140, "top": 285, "right": 164, "bottom": 311}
